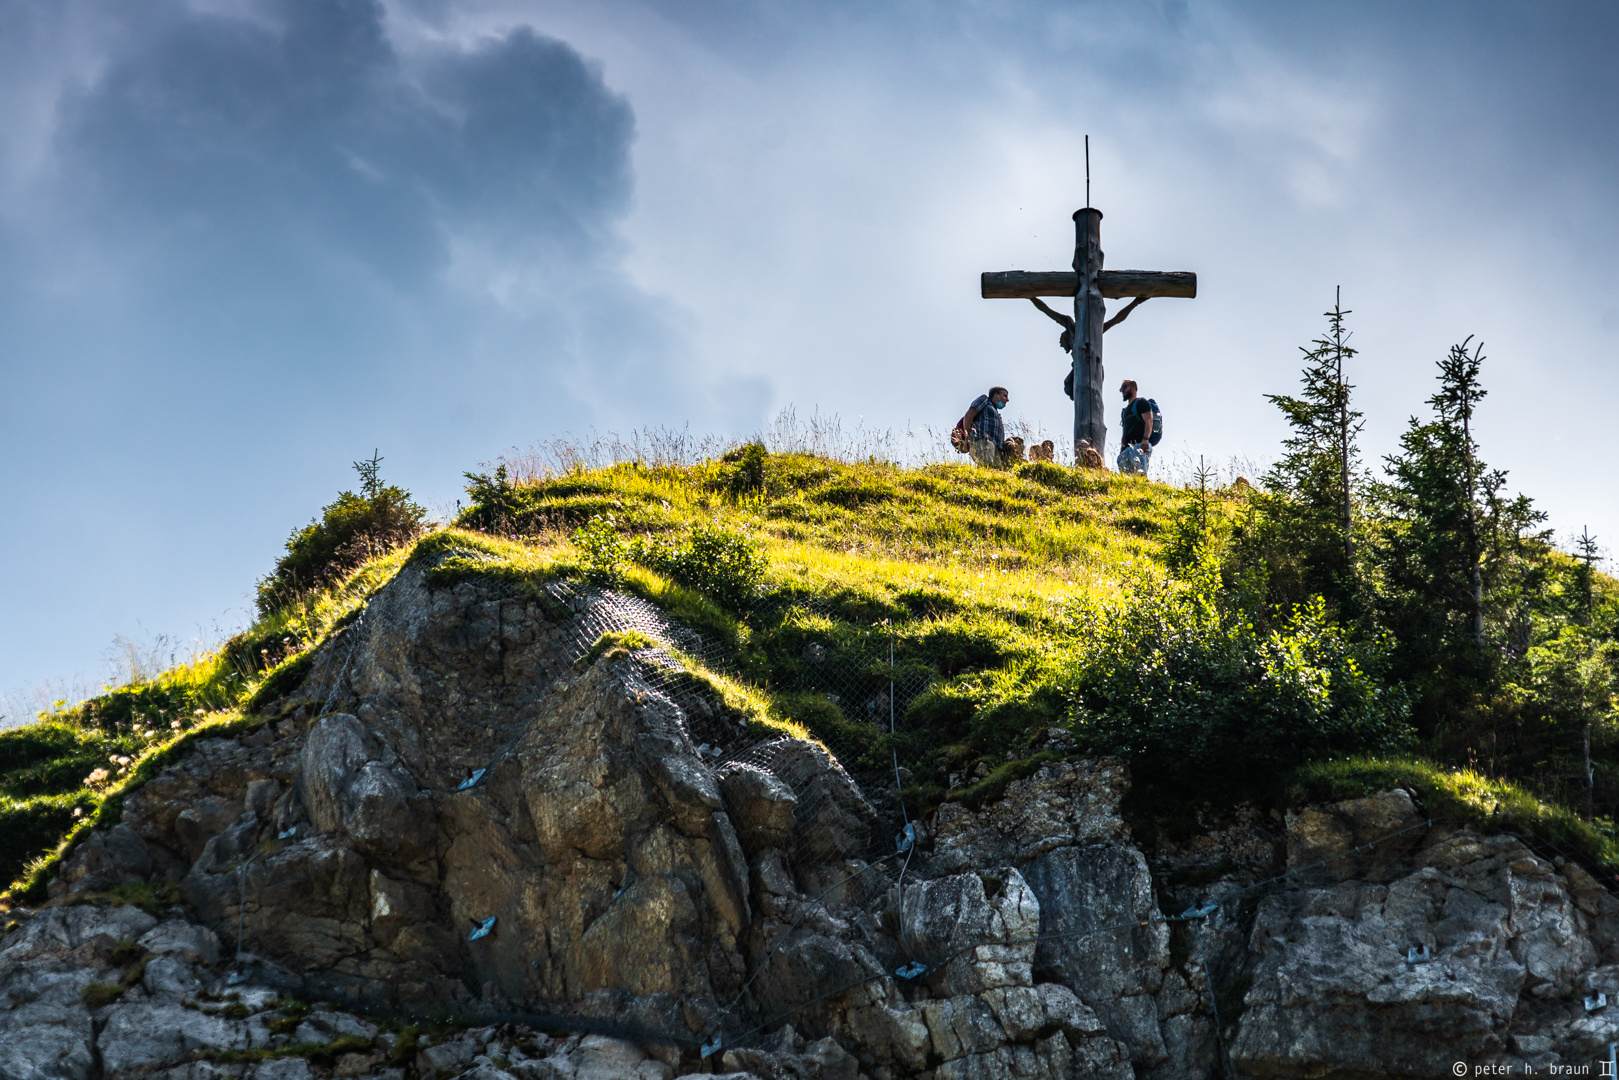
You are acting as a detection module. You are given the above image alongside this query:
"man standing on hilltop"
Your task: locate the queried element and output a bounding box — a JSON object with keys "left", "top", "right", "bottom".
{"left": 1118, "top": 379, "right": 1154, "bottom": 475}
{"left": 960, "top": 386, "right": 1011, "bottom": 466}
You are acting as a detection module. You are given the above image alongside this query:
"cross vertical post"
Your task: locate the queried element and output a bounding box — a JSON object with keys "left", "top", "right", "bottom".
{"left": 980, "top": 210, "right": 1195, "bottom": 467}
{"left": 1072, "top": 208, "right": 1105, "bottom": 457}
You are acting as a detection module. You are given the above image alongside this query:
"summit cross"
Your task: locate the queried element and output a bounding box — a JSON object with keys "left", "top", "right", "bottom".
{"left": 981, "top": 208, "right": 1196, "bottom": 460}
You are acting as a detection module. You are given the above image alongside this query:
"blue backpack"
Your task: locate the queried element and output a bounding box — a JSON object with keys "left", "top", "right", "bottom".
{"left": 1123, "top": 398, "right": 1163, "bottom": 445}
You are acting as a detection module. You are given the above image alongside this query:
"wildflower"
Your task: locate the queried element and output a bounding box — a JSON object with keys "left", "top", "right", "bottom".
{"left": 71, "top": 807, "right": 84, "bottom": 819}
{"left": 84, "top": 768, "right": 110, "bottom": 787}
{"left": 171, "top": 721, "right": 182, "bottom": 731}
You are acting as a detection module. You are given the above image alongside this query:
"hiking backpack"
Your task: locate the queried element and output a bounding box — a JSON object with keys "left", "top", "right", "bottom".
{"left": 950, "top": 414, "right": 971, "bottom": 453}
{"left": 1147, "top": 398, "right": 1163, "bottom": 446}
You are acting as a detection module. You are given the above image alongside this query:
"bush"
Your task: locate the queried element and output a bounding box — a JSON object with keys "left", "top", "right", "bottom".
{"left": 573, "top": 516, "right": 629, "bottom": 586}
{"left": 633, "top": 524, "right": 767, "bottom": 608}
{"left": 257, "top": 456, "right": 426, "bottom": 614}
{"left": 723, "top": 443, "right": 769, "bottom": 495}
{"left": 1064, "top": 574, "right": 1413, "bottom": 780}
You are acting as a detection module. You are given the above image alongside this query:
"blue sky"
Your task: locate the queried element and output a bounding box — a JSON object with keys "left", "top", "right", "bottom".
{"left": 2, "top": 0, "right": 1616, "bottom": 716}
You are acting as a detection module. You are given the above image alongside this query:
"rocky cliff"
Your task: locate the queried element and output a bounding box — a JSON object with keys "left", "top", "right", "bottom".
{"left": 5, "top": 554, "right": 1619, "bottom": 1080}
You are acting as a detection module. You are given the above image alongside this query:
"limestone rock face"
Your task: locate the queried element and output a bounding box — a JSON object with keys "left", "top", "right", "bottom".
{"left": 899, "top": 869, "right": 1039, "bottom": 994}
{"left": 925, "top": 761, "right": 1130, "bottom": 875}
{"left": 10, "top": 557, "right": 1619, "bottom": 1080}
{"left": 1231, "top": 814, "right": 1610, "bottom": 1078}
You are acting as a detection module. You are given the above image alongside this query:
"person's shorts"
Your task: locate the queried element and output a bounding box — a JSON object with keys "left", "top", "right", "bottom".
{"left": 1117, "top": 443, "right": 1152, "bottom": 476}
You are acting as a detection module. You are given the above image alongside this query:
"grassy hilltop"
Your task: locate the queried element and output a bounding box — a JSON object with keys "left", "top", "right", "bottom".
{"left": 5, "top": 441, "right": 1614, "bottom": 901}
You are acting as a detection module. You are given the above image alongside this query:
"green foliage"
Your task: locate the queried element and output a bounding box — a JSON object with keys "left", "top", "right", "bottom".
{"left": 7, "top": 712, "right": 262, "bottom": 901}
{"left": 1013, "top": 460, "right": 1102, "bottom": 494}
{"left": 632, "top": 524, "right": 768, "bottom": 607}
{"left": 1367, "top": 337, "right": 1552, "bottom": 743}
{"left": 0, "top": 722, "right": 82, "bottom": 775}
{"left": 723, "top": 442, "right": 769, "bottom": 495}
{"left": 459, "top": 464, "right": 547, "bottom": 533}
{"left": 577, "top": 630, "right": 655, "bottom": 669}
{"left": 5, "top": 374, "right": 1610, "bottom": 908}
{"left": 1064, "top": 570, "right": 1413, "bottom": 780}
{"left": 243, "top": 651, "right": 316, "bottom": 714}
{"left": 82, "top": 982, "right": 126, "bottom": 1008}
{"left": 1242, "top": 294, "right": 1364, "bottom": 613}
{"left": 1162, "top": 457, "right": 1237, "bottom": 575}
{"left": 0, "top": 793, "right": 95, "bottom": 884}
{"left": 1290, "top": 755, "right": 1619, "bottom": 868}
{"left": 573, "top": 515, "right": 630, "bottom": 586}
{"left": 258, "top": 456, "right": 426, "bottom": 614}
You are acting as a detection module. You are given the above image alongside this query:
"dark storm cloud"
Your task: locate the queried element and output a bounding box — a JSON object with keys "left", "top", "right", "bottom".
{"left": 53, "top": 0, "right": 634, "bottom": 288}
{"left": 0, "top": 0, "right": 719, "bottom": 703}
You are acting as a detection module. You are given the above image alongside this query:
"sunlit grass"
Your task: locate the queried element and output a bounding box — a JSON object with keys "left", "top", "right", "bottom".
{"left": 6, "top": 709, "right": 260, "bottom": 900}
{"left": 7, "top": 446, "right": 1613, "bottom": 903}
{"left": 1290, "top": 755, "right": 1619, "bottom": 867}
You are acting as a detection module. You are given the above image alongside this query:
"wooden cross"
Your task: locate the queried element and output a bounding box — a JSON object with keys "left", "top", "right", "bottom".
{"left": 981, "top": 208, "right": 1196, "bottom": 460}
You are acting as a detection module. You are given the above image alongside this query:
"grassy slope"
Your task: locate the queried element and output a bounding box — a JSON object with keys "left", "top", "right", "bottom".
{"left": 4, "top": 452, "right": 1613, "bottom": 900}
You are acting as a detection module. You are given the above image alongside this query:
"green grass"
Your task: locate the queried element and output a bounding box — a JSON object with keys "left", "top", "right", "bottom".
{"left": 2, "top": 448, "right": 1613, "bottom": 903}
{"left": 0, "top": 540, "right": 420, "bottom": 899}
{"left": 1288, "top": 755, "right": 1619, "bottom": 867}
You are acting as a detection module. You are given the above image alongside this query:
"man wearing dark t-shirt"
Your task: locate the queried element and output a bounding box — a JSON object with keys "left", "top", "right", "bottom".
{"left": 1117, "top": 379, "right": 1153, "bottom": 476}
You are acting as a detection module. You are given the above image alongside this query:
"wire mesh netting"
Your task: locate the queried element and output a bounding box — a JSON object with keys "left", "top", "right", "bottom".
{"left": 281, "top": 574, "right": 1619, "bottom": 1077}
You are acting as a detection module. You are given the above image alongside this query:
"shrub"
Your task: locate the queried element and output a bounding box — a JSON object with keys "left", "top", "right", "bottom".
{"left": 633, "top": 524, "right": 767, "bottom": 608}
{"left": 461, "top": 464, "right": 534, "bottom": 531}
{"left": 573, "top": 516, "right": 629, "bottom": 586}
{"left": 257, "top": 454, "right": 426, "bottom": 614}
{"left": 1064, "top": 574, "right": 1413, "bottom": 780}
{"left": 723, "top": 443, "right": 769, "bottom": 495}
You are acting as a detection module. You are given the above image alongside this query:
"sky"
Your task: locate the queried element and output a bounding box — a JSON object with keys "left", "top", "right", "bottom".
{"left": 2, "top": 0, "right": 1617, "bottom": 717}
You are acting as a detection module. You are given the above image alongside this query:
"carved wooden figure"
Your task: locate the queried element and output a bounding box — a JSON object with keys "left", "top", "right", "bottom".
{"left": 981, "top": 209, "right": 1196, "bottom": 459}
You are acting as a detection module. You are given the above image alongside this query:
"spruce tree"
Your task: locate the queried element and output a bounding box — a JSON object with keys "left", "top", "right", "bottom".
{"left": 1573, "top": 527, "right": 1601, "bottom": 626}
{"left": 1370, "top": 337, "right": 1548, "bottom": 737}
{"left": 1239, "top": 290, "right": 1364, "bottom": 615}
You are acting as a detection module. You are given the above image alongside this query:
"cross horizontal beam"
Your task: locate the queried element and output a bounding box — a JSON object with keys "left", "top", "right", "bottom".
{"left": 980, "top": 269, "right": 1197, "bottom": 300}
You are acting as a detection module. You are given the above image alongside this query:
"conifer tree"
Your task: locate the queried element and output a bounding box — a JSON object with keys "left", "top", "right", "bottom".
{"left": 1370, "top": 338, "right": 1548, "bottom": 724}
{"left": 1240, "top": 290, "right": 1364, "bottom": 615}
{"left": 1573, "top": 527, "right": 1601, "bottom": 626}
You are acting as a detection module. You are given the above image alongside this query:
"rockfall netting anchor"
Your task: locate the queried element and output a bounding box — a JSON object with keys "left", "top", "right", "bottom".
{"left": 457, "top": 768, "right": 487, "bottom": 791}
{"left": 895, "top": 822, "right": 915, "bottom": 855}
{"left": 468, "top": 917, "right": 496, "bottom": 941}
{"left": 1404, "top": 944, "right": 1432, "bottom": 969}
{"left": 700, "top": 1034, "right": 722, "bottom": 1060}
{"left": 1177, "top": 901, "right": 1218, "bottom": 921}
{"left": 894, "top": 960, "right": 929, "bottom": 980}
{"left": 1589, "top": 992, "right": 1609, "bottom": 1012}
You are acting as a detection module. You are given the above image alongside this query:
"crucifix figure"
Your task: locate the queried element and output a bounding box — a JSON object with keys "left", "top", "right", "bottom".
{"left": 981, "top": 208, "right": 1196, "bottom": 461}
